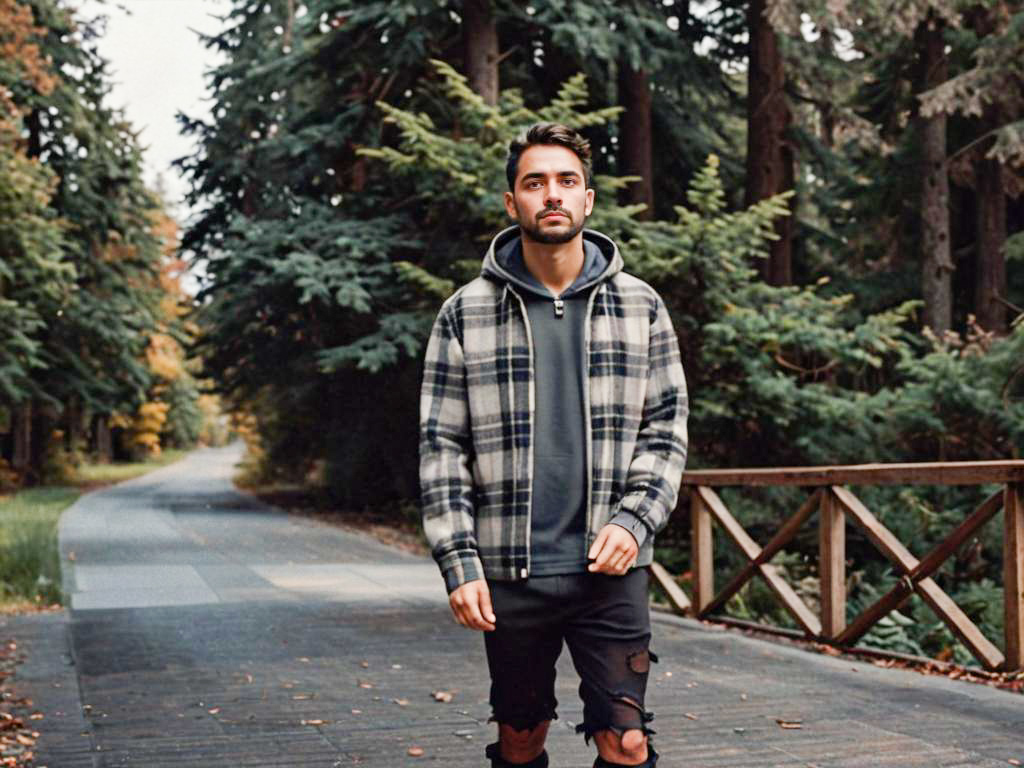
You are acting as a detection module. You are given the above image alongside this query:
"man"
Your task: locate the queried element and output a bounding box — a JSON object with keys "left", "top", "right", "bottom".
{"left": 419, "top": 123, "right": 688, "bottom": 768}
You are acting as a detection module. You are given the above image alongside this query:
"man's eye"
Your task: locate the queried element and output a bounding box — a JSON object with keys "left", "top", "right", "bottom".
{"left": 563, "top": 179, "right": 577, "bottom": 186}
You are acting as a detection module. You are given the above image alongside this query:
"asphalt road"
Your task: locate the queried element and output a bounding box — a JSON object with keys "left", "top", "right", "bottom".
{"left": 4, "top": 444, "right": 1022, "bottom": 767}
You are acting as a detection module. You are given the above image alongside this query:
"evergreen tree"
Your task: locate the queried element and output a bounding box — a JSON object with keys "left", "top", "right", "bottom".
{"left": 917, "top": 1, "right": 1024, "bottom": 333}
{"left": 1, "top": 0, "right": 171, "bottom": 478}
{"left": 0, "top": 0, "right": 69, "bottom": 417}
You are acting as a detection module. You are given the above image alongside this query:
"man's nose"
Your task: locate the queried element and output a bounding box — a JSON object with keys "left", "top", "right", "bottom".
{"left": 544, "top": 182, "right": 562, "bottom": 205}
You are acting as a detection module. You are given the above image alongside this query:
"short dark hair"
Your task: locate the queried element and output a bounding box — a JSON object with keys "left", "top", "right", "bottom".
{"left": 506, "top": 122, "right": 593, "bottom": 191}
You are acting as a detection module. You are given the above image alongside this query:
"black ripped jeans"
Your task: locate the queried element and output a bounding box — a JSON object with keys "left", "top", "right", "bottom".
{"left": 484, "top": 569, "right": 656, "bottom": 742}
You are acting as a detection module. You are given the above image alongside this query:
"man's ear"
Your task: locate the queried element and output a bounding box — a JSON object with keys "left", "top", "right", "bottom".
{"left": 504, "top": 190, "right": 518, "bottom": 220}
{"left": 584, "top": 187, "right": 595, "bottom": 217}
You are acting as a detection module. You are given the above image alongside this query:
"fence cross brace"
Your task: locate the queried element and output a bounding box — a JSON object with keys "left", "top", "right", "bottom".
{"left": 693, "top": 486, "right": 822, "bottom": 637}
{"left": 830, "top": 486, "right": 1006, "bottom": 671}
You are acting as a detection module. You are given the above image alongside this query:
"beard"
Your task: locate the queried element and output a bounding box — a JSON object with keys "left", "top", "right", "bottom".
{"left": 517, "top": 206, "right": 586, "bottom": 245}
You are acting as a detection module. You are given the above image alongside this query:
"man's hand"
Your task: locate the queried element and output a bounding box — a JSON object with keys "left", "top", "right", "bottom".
{"left": 587, "top": 524, "right": 639, "bottom": 575}
{"left": 449, "top": 579, "right": 496, "bottom": 631}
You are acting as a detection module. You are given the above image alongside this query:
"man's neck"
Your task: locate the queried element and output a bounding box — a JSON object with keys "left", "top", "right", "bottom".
{"left": 520, "top": 233, "right": 585, "bottom": 297}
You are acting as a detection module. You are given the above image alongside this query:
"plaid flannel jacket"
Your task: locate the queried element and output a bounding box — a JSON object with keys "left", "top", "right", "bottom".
{"left": 420, "top": 227, "right": 689, "bottom": 593}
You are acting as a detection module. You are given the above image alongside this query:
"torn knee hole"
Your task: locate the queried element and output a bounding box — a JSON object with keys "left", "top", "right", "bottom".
{"left": 626, "top": 649, "right": 656, "bottom": 674}
{"left": 613, "top": 694, "right": 651, "bottom": 717}
{"left": 600, "top": 694, "right": 654, "bottom": 737}
{"left": 620, "top": 728, "right": 647, "bottom": 752}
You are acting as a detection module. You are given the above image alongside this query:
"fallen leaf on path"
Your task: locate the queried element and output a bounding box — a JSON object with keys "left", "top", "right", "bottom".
{"left": 776, "top": 719, "right": 803, "bottom": 729}
{"left": 207, "top": 707, "right": 220, "bottom": 715}
{"left": 291, "top": 694, "right": 313, "bottom": 700}
{"left": 393, "top": 698, "right": 409, "bottom": 707}
{"left": 358, "top": 681, "right": 374, "bottom": 689}
{"left": 432, "top": 691, "right": 453, "bottom": 703}
{"left": 408, "top": 746, "right": 424, "bottom": 757}
{"left": 1008, "top": 760, "right": 1021, "bottom": 766}
{"left": 684, "top": 713, "right": 698, "bottom": 720}
{"left": 301, "top": 719, "right": 327, "bottom": 726}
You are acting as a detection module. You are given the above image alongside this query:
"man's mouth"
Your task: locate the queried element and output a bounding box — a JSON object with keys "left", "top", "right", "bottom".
{"left": 540, "top": 210, "right": 569, "bottom": 220}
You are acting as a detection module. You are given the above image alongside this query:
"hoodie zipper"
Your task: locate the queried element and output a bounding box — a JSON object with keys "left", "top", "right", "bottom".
{"left": 506, "top": 284, "right": 535, "bottom": 579}
{"left": 583, "top": 284, "right": 599, "bottom": 553}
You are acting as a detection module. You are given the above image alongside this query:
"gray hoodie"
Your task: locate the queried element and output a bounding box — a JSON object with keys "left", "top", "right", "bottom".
{"left": 485, "top": 226, "right": 614, "bottom": 575}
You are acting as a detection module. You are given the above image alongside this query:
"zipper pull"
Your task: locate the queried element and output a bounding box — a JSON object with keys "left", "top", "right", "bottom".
{"left": 553, "top": 298, "right": 565, "bottom": 318}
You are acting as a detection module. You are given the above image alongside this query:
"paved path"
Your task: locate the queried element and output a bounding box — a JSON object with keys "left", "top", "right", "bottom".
{"left": 3, "top": 444, "right": 1023, "bottom": 767}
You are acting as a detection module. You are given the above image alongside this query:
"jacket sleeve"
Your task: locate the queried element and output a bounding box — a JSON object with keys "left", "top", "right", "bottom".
{"left": 419, "top": 303, "right": 484, "bottom": 593}
{"left": 608, "top": 295, "right": 689, "bottom": 548}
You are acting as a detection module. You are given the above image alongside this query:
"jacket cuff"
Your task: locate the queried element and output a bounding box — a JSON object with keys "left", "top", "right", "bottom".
{"left": 439, "top": 550, "right": 485, "bottom": 594}
{"left": 608, "top": 511, "right": 650, "bottom": 549}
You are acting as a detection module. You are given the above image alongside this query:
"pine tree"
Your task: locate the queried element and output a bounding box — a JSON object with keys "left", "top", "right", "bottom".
{"left": 917, "top": 2, "right": 1024, "bottom": 333}
{"left": 0, "top": 0, "right": 70, "bottom": 469}
{"left": 1, "top": 0, "right": 167, "bottom": 477}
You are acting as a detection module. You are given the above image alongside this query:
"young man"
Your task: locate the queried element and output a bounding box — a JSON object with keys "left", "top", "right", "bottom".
{"left": 419, "top": 123, "right": 688, "bottom": 768}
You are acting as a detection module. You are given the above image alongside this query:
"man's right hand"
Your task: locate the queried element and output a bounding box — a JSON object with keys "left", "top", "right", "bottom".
{"left": 449, "top": 579, "right": 496, "bottom": 631}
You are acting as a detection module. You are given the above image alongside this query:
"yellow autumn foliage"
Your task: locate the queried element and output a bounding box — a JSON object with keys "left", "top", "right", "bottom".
{"left": 197, "top": 394, "right": 229, "bottom": 446}
{"left": 108, "top": 411, "right": 132, "bottom": 429}
{"left": 129, "top": 401, "right": 169, "bottom": 457}
{"left": 146, "top": 332, "right": 184, "bottom": 381}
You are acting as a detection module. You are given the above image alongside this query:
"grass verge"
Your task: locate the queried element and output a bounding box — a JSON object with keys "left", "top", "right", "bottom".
{"left": 74, "top": 449, "right": 187, "bottom": 488}
{"left": 0, "top": 450, "right": 188, "bottom": 613}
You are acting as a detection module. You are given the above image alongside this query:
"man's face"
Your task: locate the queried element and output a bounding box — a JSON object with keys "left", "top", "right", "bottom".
{"left": 504, "top": 144, "right": 595, "bottom": 245}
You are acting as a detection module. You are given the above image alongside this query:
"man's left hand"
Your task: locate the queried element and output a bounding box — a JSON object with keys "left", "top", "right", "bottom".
{"left": 587, "top": 524, "right": 639, "bottom": 575}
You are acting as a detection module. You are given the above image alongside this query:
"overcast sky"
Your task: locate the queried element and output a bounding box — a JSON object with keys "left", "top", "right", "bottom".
{"left": 80, "top": 0, "right": 228, "bottom": 223}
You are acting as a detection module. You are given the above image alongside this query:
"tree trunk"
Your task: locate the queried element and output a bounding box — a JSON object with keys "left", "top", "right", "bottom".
{"left": 66, "top": 395, "right": 84, "bottom": 451}
{"left": 462, "top": 0, "right": 499, "bottom": 106}
{"left": 818, "top": 30, "right": 836, "bottom": 148}
{"left": 282, "top": 0, "right": 295, "bottom": 48}
{"left": 29, "top": 404, "right": 55, "bottom": 480}
{"left": 974, "top": 118, "right": 1007, "bottom": 334}
{"left": 94, "top": 414, "right": 112, "bottom": 464}
{"left": 12, "top": 402, "right": 31, "bottom": 471}
{"left": 618, "top": 62, "right": 654, "bottom": 219}
{"left": 745, "top": 0, "right": 794, "bottom": 285}
{"left": 917, "top": 16, "right": 953, "bottom": 334}
{"left": 26, "top": 108, "right": 41, "bottom": 158}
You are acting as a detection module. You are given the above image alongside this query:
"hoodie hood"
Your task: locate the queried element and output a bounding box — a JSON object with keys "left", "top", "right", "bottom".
{"left": 481, "top": 225, "right": 623, "bottom": 297}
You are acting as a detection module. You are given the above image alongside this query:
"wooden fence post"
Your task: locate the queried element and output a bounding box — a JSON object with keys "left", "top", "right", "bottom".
{"left": 1005, "top": 482, "right": 1023, "bottom": 671}
{"left": 819, "top": 488, "right": 846, "bottom": 639}
{"left": 692, "top": 487, "right": 714, "bottom": 614}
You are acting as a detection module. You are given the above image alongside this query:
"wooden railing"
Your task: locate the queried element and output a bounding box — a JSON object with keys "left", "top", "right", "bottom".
{"left": 649, "top": 461, "right": 1024, "bottom": 672}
